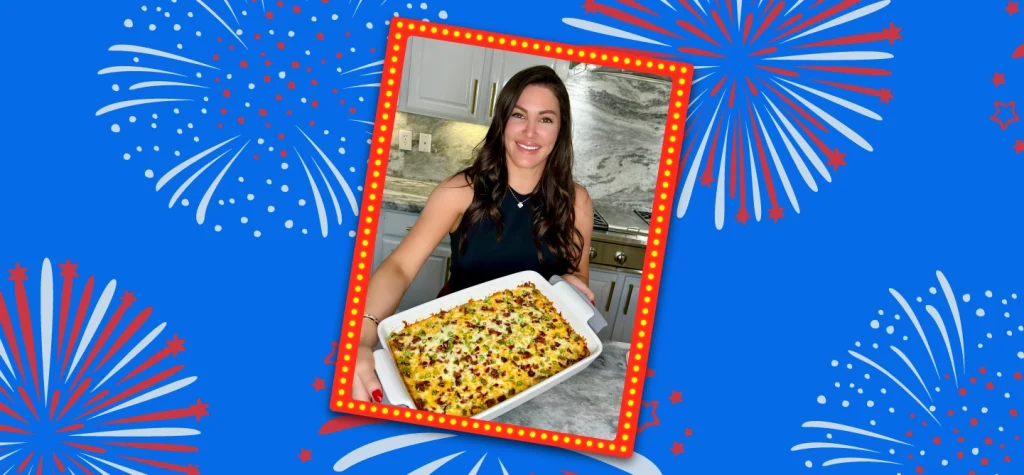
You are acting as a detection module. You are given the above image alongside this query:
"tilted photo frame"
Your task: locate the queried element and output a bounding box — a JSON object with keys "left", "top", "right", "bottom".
{"left": 330, "top": 17, "right": 693, "bottom": 457}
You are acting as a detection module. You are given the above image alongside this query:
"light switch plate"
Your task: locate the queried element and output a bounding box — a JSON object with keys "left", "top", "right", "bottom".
{"left": 418, "top": 133, "right": 431, "bottom": 153}
{"left": 398, "top": 130, "right": 412, "bottom": 151}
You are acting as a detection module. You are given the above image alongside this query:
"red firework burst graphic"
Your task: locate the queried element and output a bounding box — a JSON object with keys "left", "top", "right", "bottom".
{"left": 0, "top": 259, "right": 205, "bottom": 474}
{"left": 563, "top": 0, "right": 900, "bottom": 229}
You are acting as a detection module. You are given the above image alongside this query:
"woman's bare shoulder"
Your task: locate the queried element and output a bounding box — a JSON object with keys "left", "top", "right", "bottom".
{"left": 426, "top": 173, "right": 474, "bottom": 210}
{"left": 573, "top": 183, "right": 593, "bottom": 208}
{"left": 573, "top": 183, "right": 593, "bottom": 226}
{"left": 439, "top": 172, "right": 473, "bottom": 190}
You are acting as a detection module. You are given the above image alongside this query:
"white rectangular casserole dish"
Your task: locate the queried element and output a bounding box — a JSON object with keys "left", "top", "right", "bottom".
{"left": 373, "top": 270, "right": 605, "bottom": 420}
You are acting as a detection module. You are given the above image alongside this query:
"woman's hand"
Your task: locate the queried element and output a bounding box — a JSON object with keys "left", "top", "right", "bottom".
{"left": 561, "top": 273, "right": 595, "bottom": 304}
{"left": 352, "top": 344, "right": 384, "bottom": 403}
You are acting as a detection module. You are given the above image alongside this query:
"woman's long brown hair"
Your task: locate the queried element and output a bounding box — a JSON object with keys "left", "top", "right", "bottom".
{"left": 452, "top": 65, "right": 583, "bottom": 274}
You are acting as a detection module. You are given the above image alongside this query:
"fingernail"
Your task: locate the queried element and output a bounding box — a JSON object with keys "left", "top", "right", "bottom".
{"left": 372, "top": 389, "right": 383, "bottom": 403}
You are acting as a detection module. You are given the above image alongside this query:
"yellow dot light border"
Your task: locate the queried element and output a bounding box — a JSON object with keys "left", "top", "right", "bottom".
{"left": 326, "top": 17, "right": 694, "bottom": 460}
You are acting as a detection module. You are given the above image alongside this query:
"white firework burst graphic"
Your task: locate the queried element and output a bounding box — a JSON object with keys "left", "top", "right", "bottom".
{"left": 321, "top": 425, "right": 664, "bottom": 474}
{"left": 0, "top": 258, "right": 204, "bottom": 474}
{"left": 793, "top": 271, "right": 1023, "bottom": 473}
{"left": 561, "top": 0, "right": 900, "bottom": 229}
{"left": 96, "top": 1, "right": 450, "bottom": 239}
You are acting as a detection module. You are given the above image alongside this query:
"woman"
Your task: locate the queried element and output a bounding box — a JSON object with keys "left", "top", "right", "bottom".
{"left": 352, "top": 65, "right": 595, "bottom": 404}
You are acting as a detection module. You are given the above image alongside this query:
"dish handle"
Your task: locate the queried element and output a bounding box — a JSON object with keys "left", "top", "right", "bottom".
{"left": 548, "top": 275, "right": 609, "bottom": 335}
{"left": 372, "top": 349, "right": 416, "bottom": 409}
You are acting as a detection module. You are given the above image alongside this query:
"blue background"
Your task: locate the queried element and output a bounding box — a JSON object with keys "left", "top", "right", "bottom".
{"left": 3, "top": 0, "right": 1023, "bottom": 473}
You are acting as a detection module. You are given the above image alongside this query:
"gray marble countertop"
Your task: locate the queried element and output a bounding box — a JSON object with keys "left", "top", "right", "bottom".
{"left": 382, "top": 176, "right": 438, "bottom": 214}
{"left": 492, "top": 339, "right": 629, "bottom": 440}
{"left": 383, "top": 176, "right": 649, "bottom": 248}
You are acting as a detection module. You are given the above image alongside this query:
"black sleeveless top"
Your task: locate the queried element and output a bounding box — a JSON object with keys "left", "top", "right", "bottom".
{"left": 447, "top": 190, "right": 568, "bottom": 293}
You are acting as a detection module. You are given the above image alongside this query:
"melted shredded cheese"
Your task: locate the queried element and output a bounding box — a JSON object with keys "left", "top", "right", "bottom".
{"left": 387, "top": 282, "right": 590, "bottom": 417}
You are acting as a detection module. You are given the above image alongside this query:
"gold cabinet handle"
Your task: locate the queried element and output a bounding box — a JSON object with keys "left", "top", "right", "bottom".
{"left": 488, "top": 82, "right": 497, "bottom": 117}
{"left": 622, "top": 284, "right": 634, "bottom": 313}
{"left": 470, "top": 79, "right": 479, "bottom": 114}
{"left": 605, "top": 280, "right": 616, "bottom": 313}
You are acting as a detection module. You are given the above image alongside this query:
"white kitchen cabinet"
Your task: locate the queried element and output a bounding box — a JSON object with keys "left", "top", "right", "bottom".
{"left": 373, "top": 209, "right": 453, "bottom": 313}
{"left": 491, "top": 50, "right": 571, "bottom": 90}
{"left": 588, "top": 268, "right": 642, "bottom": 344}
{"left": 400, "top": 37, "right": 489, "bottom": 124}
{"left": 380, "top": 236, "right": 451, "bottom": 313}
{"left": 398, "top": 37, "right": 571, "bottom": 126}
{"left": 589, "top": 267, "right": 622, "bottom": 341}
{"left": 610, "top": 275, "right": 642, "bottom": 344}
{"left": 480, "top": 50, "right": 572, "bottom": 123}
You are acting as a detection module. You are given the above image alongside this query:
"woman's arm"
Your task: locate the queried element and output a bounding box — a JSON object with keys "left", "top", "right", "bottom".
{"left": 561, "top": 184, "right": 595, "bottom": 299}
{"left": 359, "top": 175, "right": 472, "bottom": 348}
{"left": 574, "top": 184, "right": 594, "bottom": 284}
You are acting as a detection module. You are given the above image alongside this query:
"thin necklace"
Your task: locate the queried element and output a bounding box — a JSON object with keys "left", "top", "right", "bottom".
{"left": 508, "top": 187, "right": 532, "bottom": 209}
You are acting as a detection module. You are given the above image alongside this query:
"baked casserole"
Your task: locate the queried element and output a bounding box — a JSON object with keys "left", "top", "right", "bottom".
{"left": 386, "top": 282, "right": 591, "bottom": 416}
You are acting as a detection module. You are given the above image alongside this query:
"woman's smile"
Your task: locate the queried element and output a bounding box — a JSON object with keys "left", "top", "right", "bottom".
{"left": 515, "top": 141, "right": 542, "bottom": 152}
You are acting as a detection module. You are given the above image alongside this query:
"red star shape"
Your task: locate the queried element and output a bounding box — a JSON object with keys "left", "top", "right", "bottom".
{"left": 1008, "top": 1, "right": 1019, "bottom": 15}
{"left": 299, "top": 449, "right": 312, "bottom": 463}
{"left": 669, "top": 391, "right": 682, "bottom": 404}
{"left": 993, "top": 73, "right": 1006, "bottom": 87}
{"left": 699, "top": 172, "right": 714, "bottom": 187}
{"left": 583, "top": 0, "right": 600, "bottom": 14}
{"left": 735, "top": 207, "right": 750, "bottom": 225}
{"left": 313, "top": 378, "right": 325, "bottom": 391}
{"left": 878, "top": 88, "right": 894, "bottom": 104}
{"left": 184, "top": 465, "right": 200, "bottom": 475}
{"left": 991, "top": 101, "right": 1019, "bottom": 130}
{"left": 1014, "top": 139, "right": 1024, "bottom": 153}
{"left": 685, "top": 427, "right": 694, "bottom": 437}
{"left": 646, "top": 368, "right": 655, "bottom": 378}
{"left": 190, "top": 398, "right": 210, "bottom": 422}
{"left": 671, "top": 441, "right": 684, "bottom": 456}
{"left": 768, "top": 206, "right": 784, "bottom": 223}
{"left": 120, "top": 291, "right": 136, "bottom": 305}
{"left": 167, "top": 334, "right": 186, "bottom": 357}
{"left": 638, "top": 400, "right": 661, "bottom": 433}
{"left": 825, "top": 148, "right": 847, "bottom": 171}
{"left": 7, "top": 264, "right": 27, "bottom": 282}
{"left": 882, "top": 22, "right": 902, "bottom": 45}
{"left": 57, "top": 259, "right": 78, "bottom": 278}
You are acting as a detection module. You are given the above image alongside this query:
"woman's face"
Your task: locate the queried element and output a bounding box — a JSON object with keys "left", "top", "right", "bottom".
{"left": 504, "top": 84, "right": 561, "bottom": 172}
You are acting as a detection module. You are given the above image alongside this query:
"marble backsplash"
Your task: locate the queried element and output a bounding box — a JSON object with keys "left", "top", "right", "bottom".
{"left": 566, "top": 67, "right": 671, "bottom": 210}
{"left": 387, "top": 66, "right": 671, "bottom": 211}
{"left": 387, "top": 112, "right": 489, "bottom": 184}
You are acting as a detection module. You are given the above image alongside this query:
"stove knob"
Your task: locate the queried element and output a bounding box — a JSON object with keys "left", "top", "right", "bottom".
{"left": 614, "top": 251, "right": 627, "bottom": 265}
{"left": 589, "top": 247, "right": 597, "bottom": 259}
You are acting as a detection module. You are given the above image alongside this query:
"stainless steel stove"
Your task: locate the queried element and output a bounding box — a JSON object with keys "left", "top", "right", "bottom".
{"left": 634, "top": 209, "right": 651, "bottom": 225}
{"left": 588, "top": 205, "right": 650, "bottom": 272}
{"left": 592, "top": 209, "right": 609, "bottom": 232}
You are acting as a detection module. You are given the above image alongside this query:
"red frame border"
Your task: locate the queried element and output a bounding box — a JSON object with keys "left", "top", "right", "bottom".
{"left": 329, "top": 18, "right": 694, "bottom": 458}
